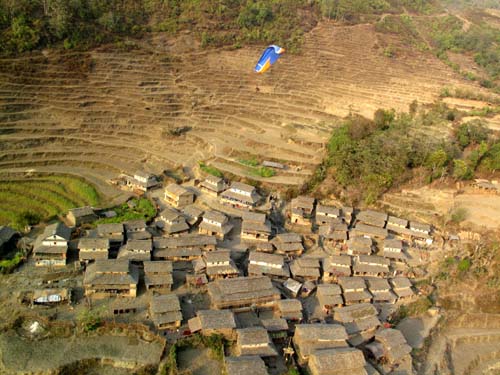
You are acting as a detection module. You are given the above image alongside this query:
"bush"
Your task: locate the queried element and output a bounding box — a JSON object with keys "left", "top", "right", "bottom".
{"left": 458, "top": 258, "right": 471, "bottom": 272}
{"left": 452, "top": 159, "right": 473, "bottom": 180}
{"left": 77, "top": 308, "right": 102, "bottom": 332}
{"left": 199, "top": 162, "right": 223, "bottom": 178}
{"left": 450, "top": 207, "right": 468, "bottom": 223}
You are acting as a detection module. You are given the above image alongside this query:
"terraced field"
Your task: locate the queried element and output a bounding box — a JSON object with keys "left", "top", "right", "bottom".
{"left": 0, "top": 21, "right": 489, "bottom": 192}
{"left": 0, "top": 175, "right": 100, "bottom": 226}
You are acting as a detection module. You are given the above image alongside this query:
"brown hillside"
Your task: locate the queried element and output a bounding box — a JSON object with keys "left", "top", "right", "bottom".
{"left": 0, "top": 21, "right": 485, "bottom": 197}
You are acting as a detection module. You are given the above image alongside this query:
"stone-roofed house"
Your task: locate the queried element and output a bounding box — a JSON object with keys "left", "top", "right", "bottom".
{"left": 118, "top": 239, "right": 152, "bottom": 262}
{"left": 149, "top": 293, "right": 182, "bottom": 329}
{"left": 308, "top": 347, "right": 368, "bottom": 375}
{"left": 200, "top": 175, "right": 226, "bottom": 196}
{"left": 290, "top": 258, "right": 321, "bottom": 282}
{"left": 323, "top": 255, "right": 352, "bottom": 282}
{"left": 293, "top": 324, "right": 348, "bottom": 363}
{"left": 386, "top": 216, "right": 408, "bottom": 232}
{"left": 260, "top": 317, "right": 288, "bottom": 340}
{"left": 248, "top": 251, "right": 290, "bottom": 280}
{"left": 351, "top": 223, "right": 388, "bottom": 240}
{"left": 182, "top": 205, "right": 204, "bottom": 227}
{"left": 143, "top": 260, "right": 173, "bottom": 291}
{"left": 128, "top": 171, "right": 159, "bottom": 192}
{"left": 254, "top": 242, "right": 275, "bottom": 253}
{"left": 390, "top": 277, "right": 414, "bottom": 301}
{"left": 383, "top": 238, "right": 407, "bottom": 263}
{"left": 188, "top": 309, "right": 236, "bottom": 339}
{"left": 97, "top": 223, "right": 124, "bottom": 245}
{"left": 342, "top": 206, "right": 354, "bottom": 225}
{"left": 366, "top": 328, "right": 412, "bottom": 374}
{"left": 225, "top": 356, "right": 269, "bottom": 375}
{"left": 235, "top": 327, "right": 278, "bottom": 357}
{"left": 208, "top": 276, "right": 280, "bottom": 310}
{"left": 346, "top": 237, "right": 373, "bottom": 256}
{"left": 78, "top": 237, "right": 109, "bottom": 262}
{"left": 338, "top": 276, "right": 372, "bottom": 305}
{"left": 316, "top": 284, "right": 344, "bottom": 313}
{"left": 356, "top": 210, "right": 388, "bottom": 228}
{"left": 283, "top": 278, "right": 303, "bottom": 298}
{"left": 199, "top": 210, "right": 233, "bottom": 240}
{"left": 164, "top": 183, "right": 194, "bottom": 208}
{"left": 319, "top": 221, "right": 349, "bottom": 248}
{"left": 205, "top": 249, "right": 240, "bottom": 280}
{"left": 275, "top": 299, "right": 303, "bottom": 321}
{"left": 316, "top": 204, "right": 341, "bottom": 225}
{"left": 153, "top": 234, "right": 216, "bottom": 261}
{"left": 290, "top": 196, "right": 315, "bottom": 226}
{"left": 333, "top": 303, "right": 381, "bottom": 346}
{"left": 67, "top": 206, "right": 97, "bottom": 226}
{"left": 220, "top": 182, "right": 261, "bottom": 209}
{"left": 409, "top": 221, "right": 431, "bottom": 236}
{"left": 241, "top": 211, "right": 272, "bottom": 243}
{"left": 124, "top": 219, "right": 151, "bottom": 240}
{"left": 366, "top": 278, "right": 397, "bottom": 304}
{"left": 353, "top": 255, "right": 390, "bottom": 278}
{"left": 33, "top": 222, "right": 72, "bottom": 267}
{"left": 84, "top": 259, "right": 139, "bottom": 298}
{"left": 156, "top": 207, "right": 189, "bottom": 235}
{"left": 271, "top": 233, "right": 304, "bottom": 258}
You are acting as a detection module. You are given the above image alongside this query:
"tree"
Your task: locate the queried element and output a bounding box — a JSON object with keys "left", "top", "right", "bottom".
{"left": 10, "top": 16, "right": 40, "bottom": 52}
{"left": 452, "top": 159, "right": 473, "bottom": 180}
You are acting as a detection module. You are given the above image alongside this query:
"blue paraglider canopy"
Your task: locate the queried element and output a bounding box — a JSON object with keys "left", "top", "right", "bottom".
{"left": 254, "top": 45, "right": 285, "bottom": 73}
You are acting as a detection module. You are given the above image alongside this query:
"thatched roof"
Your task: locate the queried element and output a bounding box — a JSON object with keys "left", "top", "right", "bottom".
{"left": 308, "top": 347, "right": 367, "bottom": 375}
{"left": 236, "top": 327, "right": 277, "bottom": 357}
{"left": 225, "top": 356, "right": 268, "bottom": 375}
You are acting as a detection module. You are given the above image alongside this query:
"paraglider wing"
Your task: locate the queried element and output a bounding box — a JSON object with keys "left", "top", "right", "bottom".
{"left": 254, "top": 45, "right": 285, "bottom": 73}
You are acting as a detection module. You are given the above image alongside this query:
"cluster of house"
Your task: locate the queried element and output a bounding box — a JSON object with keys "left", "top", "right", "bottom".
{"left": 25, "top": 175, "right": 436, "bottom": 375}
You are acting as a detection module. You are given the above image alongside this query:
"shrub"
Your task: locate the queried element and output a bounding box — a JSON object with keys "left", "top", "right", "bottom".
{"left": 458, "top": 258, "right": 471, "bottom": 272}
{"left": 199, "top": 162, "right": 223, "bottom": 178}
{"left": 450, "top": 207, "right": 468, "bottom": 223}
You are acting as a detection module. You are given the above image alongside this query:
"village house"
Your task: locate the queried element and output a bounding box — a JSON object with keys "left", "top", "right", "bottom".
{"left": 293, "top": 324, "right": 348, "bottom": 363}
{"left": 323, "top": 255, "right": 352, "bottom": 282}
{"left": 156, "top": 207, "right": 189, "bottom": 235}
{"left": 390, "top": 277, "right": 415, "bottom": 301}
{"left": 338, "top": 276, "right": 372, "bottom": 305}
{"left": 353, "top": 255, "right": 390, "bottom": 278}
{"left": 409, "top": 221, "right": 432, "bottom": 236}
{"left": 319, "top": 222, "right": 349, "bottom": 252}
{"left": 271, "top": 233, "right": 304, "bottom": 258}
{"left": 152, "top": 234, "right": 216, "bottom": 261}
{"left": 33, "top": 222, "right": 72, "bottom": 267}
{"left": 366, "top": 328, "right": 413, "bottom": 374}
{"left": 97, "top": 223, "right": 124, "bottom": 245}
{"left": 366, "top": 278, "right": 397, "bottom": 304}
{"left": 128, "top": 170, "right": 160, "bottom": 192}
{"left": 205, "top": 249, "right": 240, "bottom": 280}
{"left": 199, "top": 175, "right": 226, "bottom": 196}
{"left": 346, "top": 236, "right": 373, "bottom": 256}
{"left": 117, "top": 239, "right": 152, "bottom": 262}
{"left": 315, "top": 204, "right": 341, "bottom": 225}
{"left": 182, "top": 205, "right": 204, "bottom": 227}
{"left": 188, "top": 309, "right": 237, "bottom": 339}
{"left": 124, "top": 219, "right": 151, "bottom": 240}
{"left": 31, "top": 288, "right": 71, "bottom": 306}
{"left": 84, "top": 259, "right": 139, "bottom": 298}
{"left": 248, "top": 251, "right": 290, "bottom": 280}
{"left": 283, "top": 278, "right": 302, "bottom": 298}
{"left": 241, "top": 211, "right": 272, "bottom": 242}
{"left": 254, "top": 242, "right": 275, "bottom": 253}
{"left": 208, "top": 276, "right": 280, "bottom": 310}
{"left": 342, "top": 206, "right": 354, "bottom": 225}
{"left": 290, "top": 258, "right": 321, "bottom": 282}
{"left": 186, "top": 273, "right": 208, "bottom": 288}
{"left": 290, "top": 196, "right": 315, "bottom": 226}
{"left": 235, "top": 327, "right": 278, "bottom": 357}
{"left": 308, "top": 347, "right": 367, "bottom": 375}
{"left": 386, "top": 216, "right": 409, "bottom": 232}
{"left": 149, "top": 293, "right": 183, "bottom": 330}
{"left": 78, "top": 237, "right": 109, "bottom": 262}
{"left": 316, "top": 284, "right": 344, "bottom": 313}
{"left": 224, "top": 356, "right": 269, "bottom": 375}
{"left": 199, "top": 210, "right": 233, "bottom": 240}
{"left": 143, "top": 260, "right": 173, "bottom": 291}
{"left": 350, "top": 223, "right": 388, "bottom": 241}
{"left": 67, "top": 206, "right": 97, "bottom": 226}
{"left": 260, "top": 317, "right": 289, "bottom": 340}
{"left": 220, "top": 181, "right": 261, "bottom": 209}
{"left": 275, "top": 299, "right": 303, "bottom": 321}
{"left": 355, "top": 210, "right": 388, "bottom": 228}
{"left": 110, "top": 298, "right": 141, "bottom": 316}
{"left": 382, "top": 238, "right": 407, "bottom": 263}
{"left": 164, "top": 183, "right": 195, "bottom": 208}
{"left": 333, "top": 303, "right": 381, "bottom": 346}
